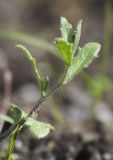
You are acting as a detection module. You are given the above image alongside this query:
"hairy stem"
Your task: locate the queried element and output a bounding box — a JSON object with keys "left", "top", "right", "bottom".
{"left": 28, "top": 82, "right": 62, "bottom": 117}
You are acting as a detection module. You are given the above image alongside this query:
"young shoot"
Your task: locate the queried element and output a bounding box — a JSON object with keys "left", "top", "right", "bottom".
{"left": 0, "top": 17, "right": 101, "bottom": 160}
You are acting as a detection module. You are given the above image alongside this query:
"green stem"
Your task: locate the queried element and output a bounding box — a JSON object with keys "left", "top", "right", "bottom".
{"left": 6, "top": 125, "right": 20, "bottom": 160}
{"left": 100, "top": 0, "right": 112, "bottom": 75}
{"left": 4, "top": 81, "right": 62, "bottom": 158}
{"left": 61, "top": 67, "right": 69, "bottom": 85}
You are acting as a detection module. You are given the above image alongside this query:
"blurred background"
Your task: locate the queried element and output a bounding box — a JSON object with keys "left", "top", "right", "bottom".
{"left": 0, "top": 0, "right": 113, "bottom": 160}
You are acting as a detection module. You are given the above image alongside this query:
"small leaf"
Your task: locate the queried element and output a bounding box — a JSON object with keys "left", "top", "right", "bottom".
{"left": 42, "top": 76, "right": 49, "bottom": 91}
{"left": 55, "top": 18, "right": 83, "bottom": 65}
{"left": 60, "top": 18, "right": 82, "bottom": 55}
{"left": 55, "top": 39, "right": 72, "bottom": 66}
{"left": 63, "top": 42, "right": 101, "bottom": 84}
{"left": 10, "top": 104, "right": 54, "bottom": 139}
{"left": 60, "top": 17, "right": 72, "bottom": 41}
{"left": 26, "top": 117, "right": 54, "bottom": 139}
{"left": 11, "top": 104, "right": 23, "bottom": 123}
{"left": 0, "top": 114, "right": 14, "bottom": 124}
{"left": 15, "top": 44, "right": 42, "bottom": 90}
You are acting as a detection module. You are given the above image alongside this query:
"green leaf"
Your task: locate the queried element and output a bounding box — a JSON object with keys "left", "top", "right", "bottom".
{"left": 60, "top": 18, "right": 82, "bottom": 55}
{"left": 63, "top": 42, "right": 101, "bottom": 84}
{"left": 26, "top": 117, "right": 54, "bottom": 139}
{"left": 42, "top": 76, "right": 49, "bottom": 92}
{"left": 0, "top": 114, "right": 14, "bottom": 124}
{"left": 15, "top": 44, "right": 42, "bottom": 90}
{"left": 55, "top": 39, "right": 72, "bottom": 66}
{"left": 55, "top": 18, "right": 83, "bottom": 65}
{"left": 16, "top": 44, "right": 34, "bottom": 62}
{"left": 11, "top": 104, "right": 23, "bottom": 123}
{"left": 10, "top": 104, "right": 54, "bottom": 139}
{"left": 60, "top": 17, "right": 72, "bottom": 41}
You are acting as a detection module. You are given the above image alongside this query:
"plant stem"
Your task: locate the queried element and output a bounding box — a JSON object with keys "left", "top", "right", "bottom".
{"left": 0, "top": 118, "right": 26, "bottom": 143}
{"left": 28, "top": 82, "right": 62, "bottom": 117}
{"left": 61, "top": 67, "right": 69, "bottom": 85}
{"left": 0, "top": 80, "right": 62, "bottom": 159}
{"left": 6, "top": 125, "right": 20, "bottom": 160}
{"left": 16, "top": 45, "right": 42, "bottom": 87}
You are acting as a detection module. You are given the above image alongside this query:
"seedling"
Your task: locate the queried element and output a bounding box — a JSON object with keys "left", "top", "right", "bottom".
{"left": 0, "top": 17, "right": 101, "bottom": 160}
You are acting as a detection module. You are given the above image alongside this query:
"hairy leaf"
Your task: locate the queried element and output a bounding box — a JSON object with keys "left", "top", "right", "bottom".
{"left": 63, "top": 42, "right": 101, "bottom": 84}
{"left": 10, "top": 104, "right": 54, "bottom": 139}
{"left": 60, "top": 17, "right": 72, "bottom": 41}
{"left": 15, "top": 44, "right": 43, "bottom": 90}
{"left": 56, "top": 18, "right": 83, "bottom": 65}
{"left": 26, "top": 118, "right": 54, "bottom": 139}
